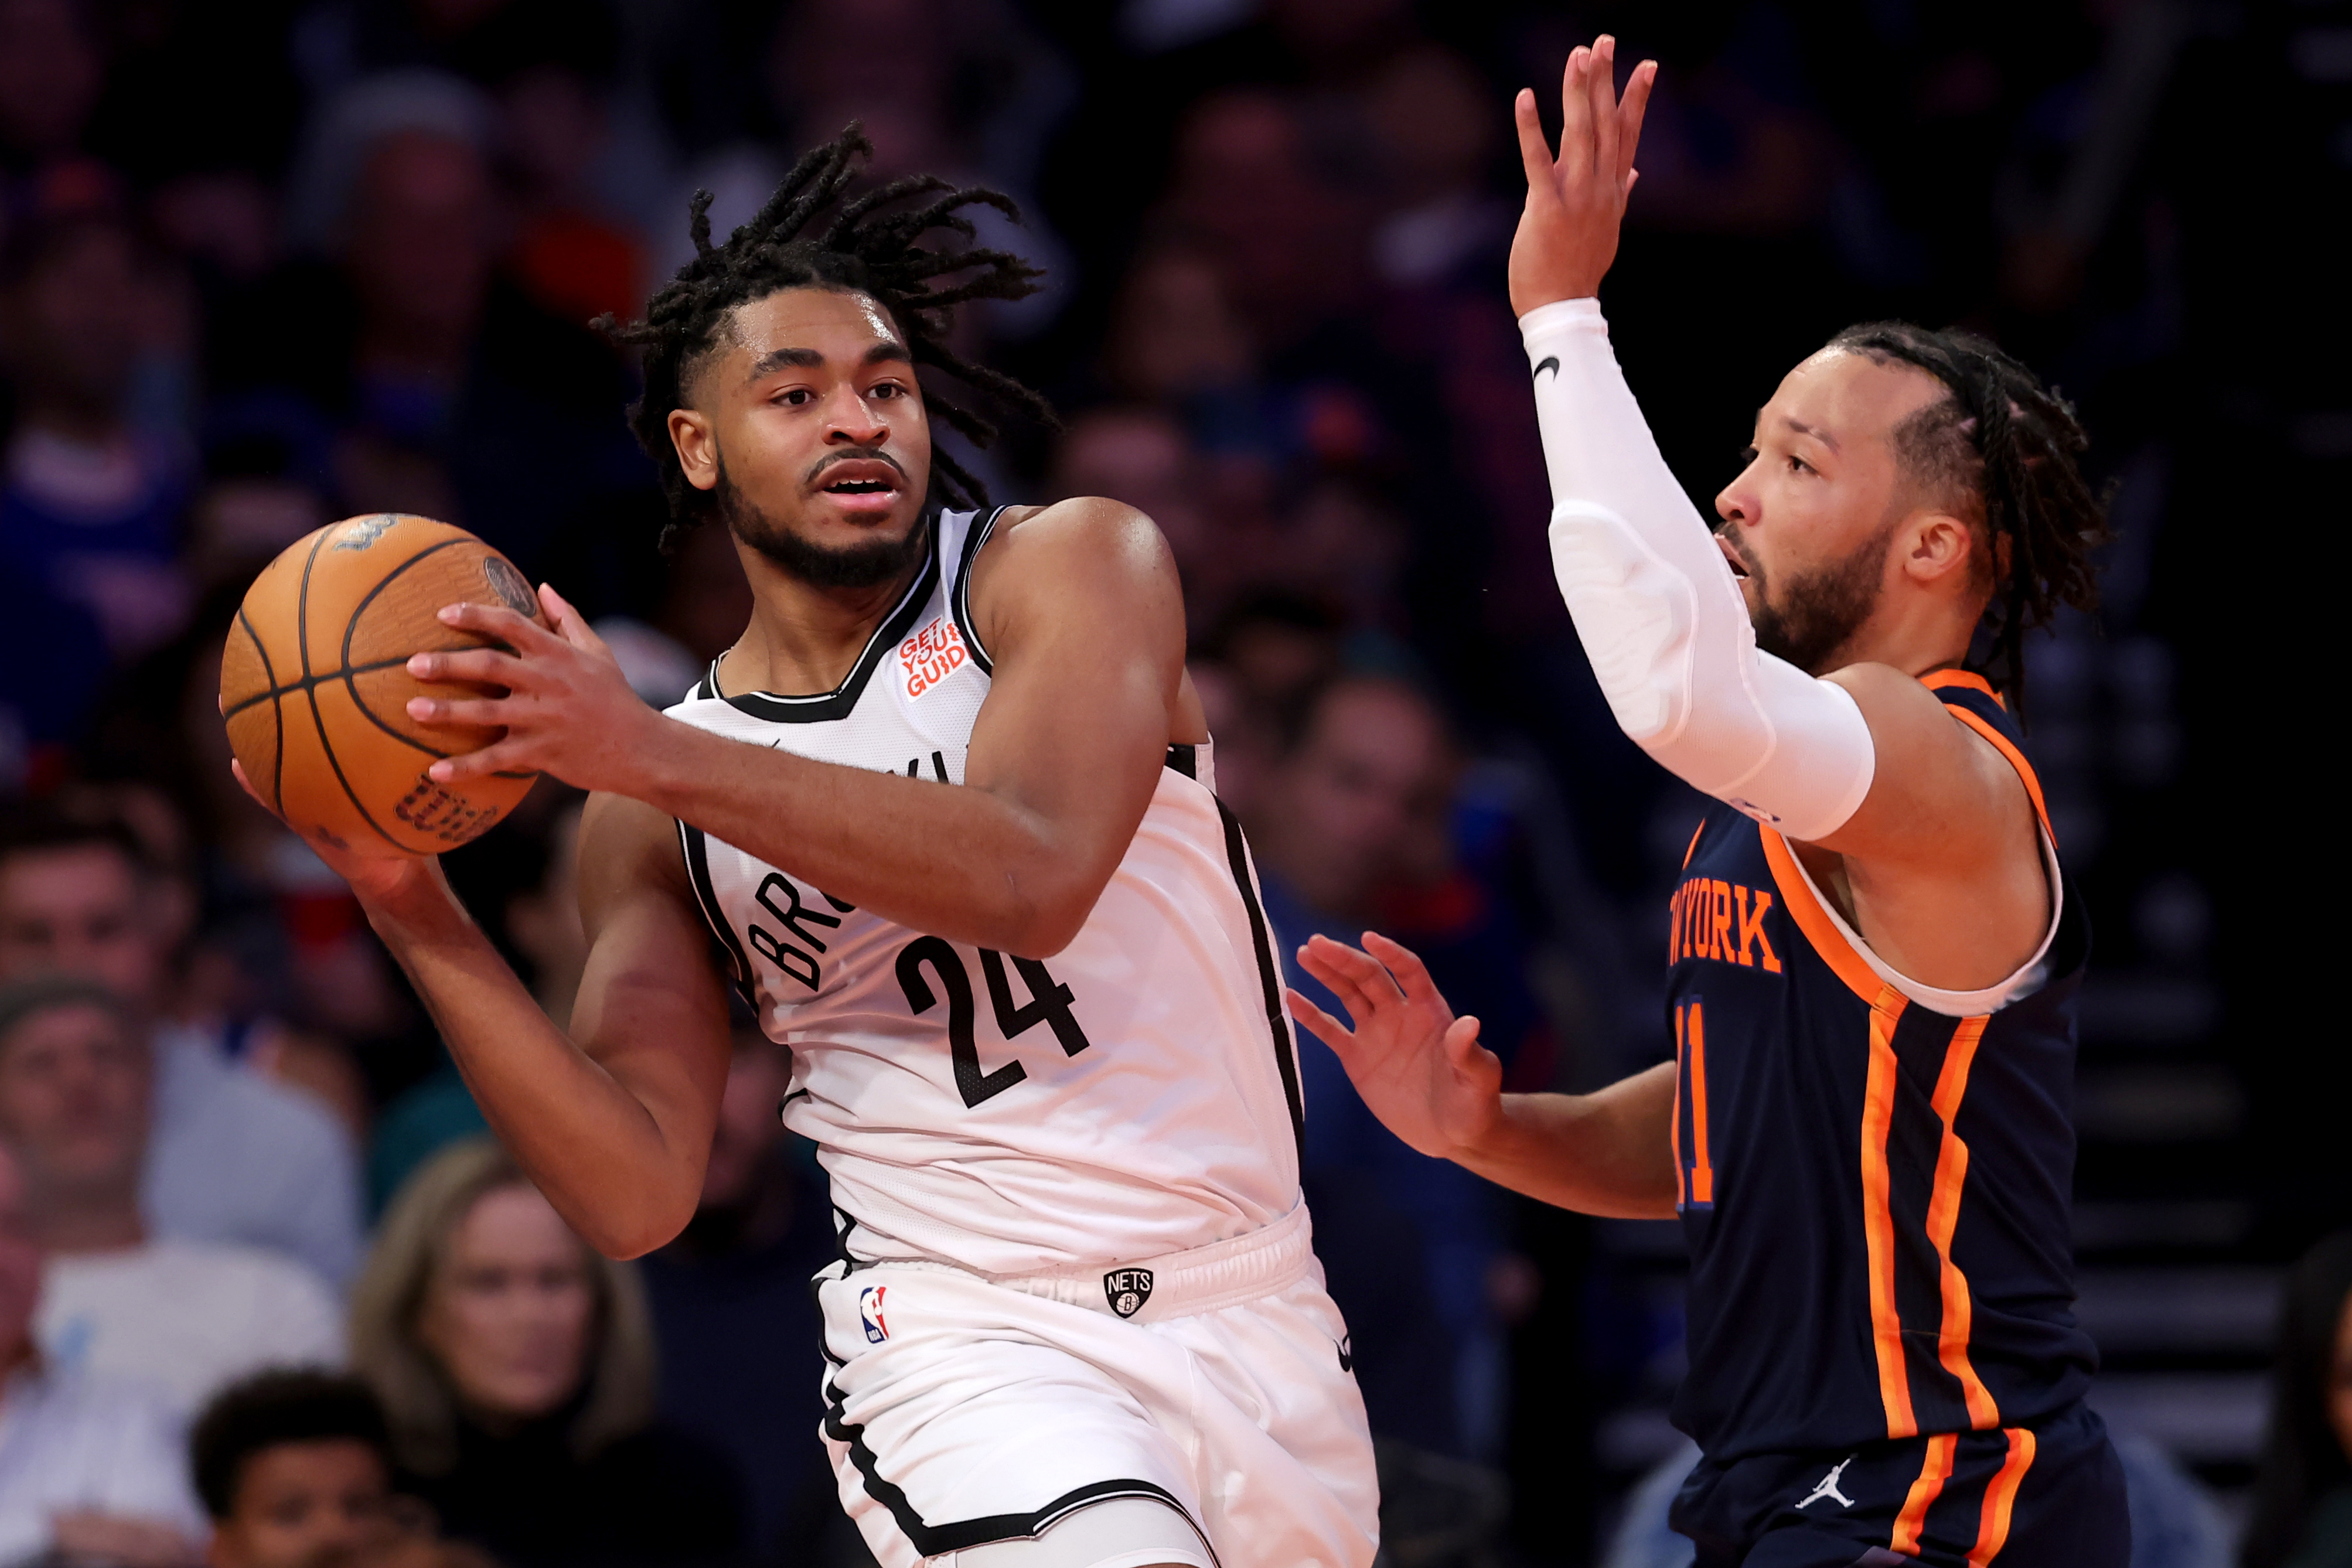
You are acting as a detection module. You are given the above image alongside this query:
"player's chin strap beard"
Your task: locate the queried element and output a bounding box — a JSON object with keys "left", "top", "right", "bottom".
{"left": 713, "top": 451, "right": 930, "bottom": 591}
{"left": 1748, "top": 521, "right": 1896, "bottom": 677}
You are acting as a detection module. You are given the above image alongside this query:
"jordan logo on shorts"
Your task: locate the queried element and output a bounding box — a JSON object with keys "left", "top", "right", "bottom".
{"left": 1104, "top": 1268, "right": 1154, "bottom": 1318}
{"left": 860, "top": 1285, "right": 889, "bottom": 1342}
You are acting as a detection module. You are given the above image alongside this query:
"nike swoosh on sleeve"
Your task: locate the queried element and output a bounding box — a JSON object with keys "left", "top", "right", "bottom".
{"left": 1534, "top": 356, "right": 1560, "bottom": 379}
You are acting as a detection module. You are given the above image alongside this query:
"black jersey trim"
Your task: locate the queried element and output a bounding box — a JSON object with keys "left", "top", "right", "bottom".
{"left": 706, "top": 514, "right": 944, "bottom": 723}
{"left": 949, "top": 505, "right": 1008, "bottom": 675}
{"left": 1216, "top": 799, "right": 1306, "bottom": 1158}
{"left": 821, "top": 1366, "right": 1214, "bottom": 1557}
{"left": 1165, "top": 743, "right": 1197, "bottom": 779}
{"left": 677, "top": 820, "right": 754, "bottom": 996}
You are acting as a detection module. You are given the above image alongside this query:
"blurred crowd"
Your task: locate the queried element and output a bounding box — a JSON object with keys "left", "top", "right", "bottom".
{"left": 0, "top": 0, "right": 2331, "bottom": 1564}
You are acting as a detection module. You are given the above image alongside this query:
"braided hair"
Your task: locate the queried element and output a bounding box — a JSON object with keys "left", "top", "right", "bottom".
{"left": 601, "top": 125, "right": 1052, "bottom": 548}
{"left": 1826, "top": 322, "right": 2109, "bottom": 715}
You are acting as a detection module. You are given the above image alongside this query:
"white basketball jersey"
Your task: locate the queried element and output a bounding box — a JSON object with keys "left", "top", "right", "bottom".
{"left": 663, "top": 507, "right": 1306, "bottom": 1276}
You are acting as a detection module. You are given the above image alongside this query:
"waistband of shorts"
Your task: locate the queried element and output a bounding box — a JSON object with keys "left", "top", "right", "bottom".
{"left": 855, "top": 1201, "right": 1316, "bottom": 1323}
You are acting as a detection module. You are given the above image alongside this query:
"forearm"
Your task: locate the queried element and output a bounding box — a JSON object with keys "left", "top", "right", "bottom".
{"left": 629, "top": 717, "right": 1100, "bottom": 957}
{"left": 362, "top": 884, "right": 699, "bottom": 1255}
{"left": 1454, "top": 1062, "right": 1679, "bottom": 1219}
{"left": 1523, "top": 301, "right": 1873, "bottom": 841}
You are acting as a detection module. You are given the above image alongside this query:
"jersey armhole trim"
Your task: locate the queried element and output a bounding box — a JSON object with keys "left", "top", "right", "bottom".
{"left": 1214, "top": 800, "right": 1306, "bottom": 1158}
{"left": 950, "top": 503, "right": 1010, "bottom": 675}
{"left": 1758, "top": 824, "right": 1882, "bottom": 1004}
{"left": 677, "top": 820, "right": 754, "bottom": 993}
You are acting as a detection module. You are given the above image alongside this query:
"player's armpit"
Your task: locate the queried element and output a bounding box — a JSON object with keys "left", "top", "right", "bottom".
{"left": 958, "top": 496, "right": 1194, "bottom": 955}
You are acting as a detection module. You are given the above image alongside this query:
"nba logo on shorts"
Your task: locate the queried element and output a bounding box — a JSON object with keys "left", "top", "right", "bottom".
{"left": 859, "top": 1285, "right": 889, "bottom": 1343}
{"left": 1103, "top": 1268, "right": 1153, "bottom": 1319}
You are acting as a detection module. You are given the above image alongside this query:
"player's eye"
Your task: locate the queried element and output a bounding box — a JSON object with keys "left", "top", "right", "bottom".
{"left": 778, "top": 388, "right": 814, "bottom": 407}
{"left": 870, "top": 383, "right": 904, "bottom": 400}
{"left": 1787, "top": 454, "right": 1811, "bottom": 475}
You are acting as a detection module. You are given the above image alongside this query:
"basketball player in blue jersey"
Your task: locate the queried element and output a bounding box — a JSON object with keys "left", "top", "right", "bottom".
{"left": 1290, "top": 40, "right": 2125, "bottom": 1568}
{"left": 229, "top": 130, "right": 1378, "bottom": 1567}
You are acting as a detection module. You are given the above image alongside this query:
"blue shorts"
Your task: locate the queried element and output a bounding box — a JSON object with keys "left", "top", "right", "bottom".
{"left": 1672, "top": 1405, "right": 2129, "bottom": 1568}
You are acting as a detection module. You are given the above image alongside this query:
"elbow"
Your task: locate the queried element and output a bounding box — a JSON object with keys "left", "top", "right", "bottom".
{"left": 991, "top": 878, "right": 1098, "bottom": 961}
{"left": 580, "top": 1189, "right": 697, "bottom": 1262}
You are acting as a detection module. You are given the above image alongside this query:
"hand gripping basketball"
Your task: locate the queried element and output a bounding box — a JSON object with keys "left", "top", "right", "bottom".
{"left": 398, "top": 587, "right": 655, "bottom": 796}
{"left": 1286, "top": 932, "right": 1503, "bottom": 1163}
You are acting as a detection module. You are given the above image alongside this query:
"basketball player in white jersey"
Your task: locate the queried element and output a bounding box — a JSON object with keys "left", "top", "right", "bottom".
{"left": 232, "top": 131, "right": 1378, "bottom": 1567}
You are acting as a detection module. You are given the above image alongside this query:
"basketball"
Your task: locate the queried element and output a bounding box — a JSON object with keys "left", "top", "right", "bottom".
{"left": 220, "top": 512, "right": 551, "bottom": 857}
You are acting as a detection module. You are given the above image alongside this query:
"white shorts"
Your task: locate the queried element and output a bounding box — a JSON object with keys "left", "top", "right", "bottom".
{"left": 815, "top": 1202, "right": 1380, "bottom": 1568}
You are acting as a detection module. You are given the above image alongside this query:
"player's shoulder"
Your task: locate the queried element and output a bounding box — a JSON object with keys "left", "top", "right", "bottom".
{"left": 983, "top": 495, "right": 1166, "bottom": 561}
{"left": 966, "top": 495, "right": 1181, "bottom": 630}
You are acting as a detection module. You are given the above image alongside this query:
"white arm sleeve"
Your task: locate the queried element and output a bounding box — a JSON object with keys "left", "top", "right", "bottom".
{"left": 1521, "top": 298, "right": 1876, "bottom": 842}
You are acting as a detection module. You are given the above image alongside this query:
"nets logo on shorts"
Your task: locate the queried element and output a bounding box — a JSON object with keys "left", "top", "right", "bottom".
{"left": 1103, "top": 1268, "right": 1154, "bottom": 1319}
{"left": 859, "top": 1284, "right": 889, "bottom": 1342}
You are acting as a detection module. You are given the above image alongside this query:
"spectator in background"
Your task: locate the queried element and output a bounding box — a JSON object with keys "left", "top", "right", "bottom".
{"left": 0, "top": 809, "right": 366, "bottom": 1284}
{"left": 0, "top": 209, "right": 195, "bottom": 744}
{"left": 1249, "top": 671, "right": 1532, "bottom": 1460}
{"left": 0, "top": 977, "right": 344, "bottom": 1413}
{"left": 2246, "top": 1233, "right": 2352, "bottom": 1568}
{"left": 0, "top": 1136, "right": 206, "bottom": 1568}
{"left": 350, "top": 1138, "right": 743, "bottom": 1568}
{"left": 0, "top": 0, "right": 104, "bottom": 181}
{"left": 191, "top": 1370, "right": 403, "bottom": 1568}
{"left": 640, "top": 1030, "right": 840, "bottom": 1555}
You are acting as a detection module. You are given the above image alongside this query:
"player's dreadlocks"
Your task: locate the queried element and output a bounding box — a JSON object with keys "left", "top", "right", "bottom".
{"left": 601, "top": 125, "right": 1052, "bottom": 548}
{"left": 1828, "top": 322, "right": 2109, "bottom": 717}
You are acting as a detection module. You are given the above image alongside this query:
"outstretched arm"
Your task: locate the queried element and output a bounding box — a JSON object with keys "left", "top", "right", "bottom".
{"left": 1512, "top": 42, "right": 1881, "bottom": 846}
{"left": 400, "top": 496, "right": 1188, "bottom": 960}
{"left": 1287, "top": 932, "right": 1677, "bottom": 1219}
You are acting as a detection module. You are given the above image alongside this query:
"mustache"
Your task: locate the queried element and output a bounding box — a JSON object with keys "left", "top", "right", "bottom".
{"left": 804, "top": 446, "right": 909, "bottom": 487}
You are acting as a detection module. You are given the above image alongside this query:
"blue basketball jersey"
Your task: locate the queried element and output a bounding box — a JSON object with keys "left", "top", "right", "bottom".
{"left": 1665, "top": 671, "right": 2097, "bottom": 1463}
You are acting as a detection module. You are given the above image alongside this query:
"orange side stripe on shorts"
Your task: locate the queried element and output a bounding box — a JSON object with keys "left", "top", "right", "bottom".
{"left": 1926, "top": 1015, "right": 2002, "bottom": 1430}
{"left": 1968, "top": 1426, "right": 2038, "bottom": 1566}
{"left": 1891, "top": 1431, "right": 1958, "bottom": 1557}
{"left": 1860, "top": 984, "right": 1915, "bottom": 1439}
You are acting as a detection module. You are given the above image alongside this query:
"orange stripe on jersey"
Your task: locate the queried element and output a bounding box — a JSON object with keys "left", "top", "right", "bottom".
{"left": 1860, "top": 984, "right": 1916, "bottom": 1438}
{"left": 1921, "top": 668, "right": 2003, "bottom": 707}
{"left": 1688, "top": 1001, "right": 1714, "bottom": 1204}
{"left": 1945, "top": 705, "right": 2053, "bottom": 843}
{"left": 1682, "top": 819, "right": 1707, "bottom": 871}
{"left": 1968, "top": 1427, "right": 2039, "bottom": 1565}
{"left": 1758, "top": 826, "right": 1881, "bottom": 1003}
{"left": 1926, "top": 1015, "right": 2002, "bottom": 1429}
{"left": 1891, "top": 1432, "right": 1958, "bottom": 1556}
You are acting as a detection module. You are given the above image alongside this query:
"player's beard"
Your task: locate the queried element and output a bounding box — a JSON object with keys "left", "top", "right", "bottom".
{"left": 1744, "top": 520, "right": 1895, "bottom": 675}
{"left": 714, "top": 454, "right": 928, "bottom": 591}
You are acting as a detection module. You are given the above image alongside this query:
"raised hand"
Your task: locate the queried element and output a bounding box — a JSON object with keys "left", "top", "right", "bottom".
{"left": 403, "top": 582, "right": 662, "bottom": 796}
{"left": 1286, "top": 931, "right": 1502, "bottom": 1162}
{"left": 1507, "top": 35, "right": 1656, "bottom": 316}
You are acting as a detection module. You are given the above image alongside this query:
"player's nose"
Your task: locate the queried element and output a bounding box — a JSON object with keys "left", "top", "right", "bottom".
{"left": 823, "top": 387, "right": 888, "bottom": 445}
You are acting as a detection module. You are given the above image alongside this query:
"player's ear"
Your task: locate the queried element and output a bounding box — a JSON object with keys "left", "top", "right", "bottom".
{"left": 1902, "top": 510, "right": 1977, "bottom": 588}
{"left": 669, "top": 408, "right": 719, "bottom": 493}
